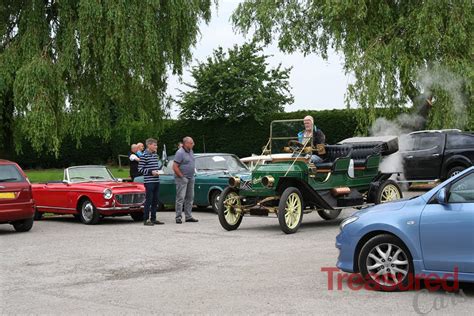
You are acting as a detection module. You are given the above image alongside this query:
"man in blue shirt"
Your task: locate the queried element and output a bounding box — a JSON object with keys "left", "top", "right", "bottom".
{"left": 172, "top": 136, "right": 199, "bottom": 224}
{"left": 138, "top": 138, "right": 164, "bottom": 226}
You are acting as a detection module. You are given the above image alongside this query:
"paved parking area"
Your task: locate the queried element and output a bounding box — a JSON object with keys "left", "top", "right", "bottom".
{"left": 1, "top": 190, "right": 473, "bottom": 315}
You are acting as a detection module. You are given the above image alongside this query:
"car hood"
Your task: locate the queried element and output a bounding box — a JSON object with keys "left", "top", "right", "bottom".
{"left": 354, "top": 199, "right": 409, "bottom": 217}
{"left": 71, "top": 181, "right": 144, "bottom": 192}
{"left": 199, "top": 170, "right": 251, "bottom": 180}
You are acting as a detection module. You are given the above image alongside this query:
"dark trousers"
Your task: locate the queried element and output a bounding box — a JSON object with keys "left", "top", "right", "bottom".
{"left": 144, "top": 182, "right": 160, "bottom": 221}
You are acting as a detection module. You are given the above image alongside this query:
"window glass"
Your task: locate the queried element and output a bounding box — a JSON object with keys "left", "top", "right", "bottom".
{"left": 0, "top": 165, "right": 24, "bottom": 183}
{"left": 195, "top": 155, "right": 248, "bottom": 173}
{"left": 162, "top": 161, "right": 174, "bottom": 175}
{"left": 416, "top": 135, "right": 439, "bottom": 151}
{"left": 447, "top": 134, "right": 474, "bottom": 148}
{"left": 448, "top": 172, "right": 474, "bottom": 203}
{"left": 68, "top": 167, "right": 115, "bottom": 182}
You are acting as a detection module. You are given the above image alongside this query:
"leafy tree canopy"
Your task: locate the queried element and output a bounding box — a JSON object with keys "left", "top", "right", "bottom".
{"left": 232, "top": 1, "right": 474, "bottom": 131}
{"left": 0, "top": 0, "right": 212, "bottom": 155}
{"left": 179, "top": 42, "right": 293, "bottom": 122}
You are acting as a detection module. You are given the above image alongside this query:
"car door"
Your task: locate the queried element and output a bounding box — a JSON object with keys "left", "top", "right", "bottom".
{"left": 403, "top": 133, "right": 444, "bottom": 180}
{"left": 420, "top": 171, "right": 474, "bottom": 273}
{"left": 34, "top": 182, "right": 71, "bottom": 210}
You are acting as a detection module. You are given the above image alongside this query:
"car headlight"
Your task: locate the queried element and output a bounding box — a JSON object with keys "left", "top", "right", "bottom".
{"left": 103, "top": 188, "right": 113, "bottom": 200}
{"left": 262, "top": 175, "right": 275, "bottom": 188}
{"left": 229, "top": 177, "right": 241, "bottom": 188}
{"left": 340, "top": 216, "right": 358, "bottom": 231}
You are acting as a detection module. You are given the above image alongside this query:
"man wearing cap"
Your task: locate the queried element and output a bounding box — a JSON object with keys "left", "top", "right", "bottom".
{"left": 297, "top": 115, "right": 326, "bottom": 163}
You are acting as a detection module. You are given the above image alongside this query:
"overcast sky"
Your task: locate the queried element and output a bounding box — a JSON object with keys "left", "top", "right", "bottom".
{"left": 167, "top": 0, "right": 351, "bottom": 118}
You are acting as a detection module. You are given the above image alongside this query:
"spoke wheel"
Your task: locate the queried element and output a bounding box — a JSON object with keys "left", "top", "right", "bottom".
{"left": 278, "top": 187, "right": 303, "bottom": 234}
{"left": 358, "top": 234, "right": 413, "bottom": 291}
{"left": 217, "top": 187, "right": 243, "bottom": 231}
{"left": 79, "top": 199, "right": 100, "bottom": 225}
{"left": 376, "top": 180, "right": 403, "bottom": 204}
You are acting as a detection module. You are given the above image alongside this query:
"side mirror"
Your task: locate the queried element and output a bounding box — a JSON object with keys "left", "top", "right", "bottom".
{"left": 436, "top": 188, "right": 448, "bottom": 204}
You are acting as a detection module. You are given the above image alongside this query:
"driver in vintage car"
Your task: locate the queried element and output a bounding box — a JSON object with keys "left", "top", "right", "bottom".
{"left": 295, "top": 115, "right": 326, "bottom": 163}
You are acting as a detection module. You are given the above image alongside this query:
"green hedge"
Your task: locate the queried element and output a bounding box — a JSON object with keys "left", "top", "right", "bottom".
{"left": 159, "top": 109, "right": 359, "bottom": 158}
{"left": 13, "top": 108, "right": 366, "bottom": 168}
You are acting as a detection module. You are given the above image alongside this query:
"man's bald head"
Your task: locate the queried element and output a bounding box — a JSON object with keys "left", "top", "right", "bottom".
{"left": 182, "top": 136, "right": 195, "bottom": 151}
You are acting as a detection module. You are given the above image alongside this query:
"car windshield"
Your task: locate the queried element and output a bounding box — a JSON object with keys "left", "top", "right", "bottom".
{"left": 270, "top": 119, "right": 308, "bottom": 154}
{"left": 0, "top": 165, "right": 24, "bottom": 182}
{"left": 196, "top": 155, "right": 248, "bottom": 173}
{"left": 67, "top": 166, "right": 115, "bottom": 183}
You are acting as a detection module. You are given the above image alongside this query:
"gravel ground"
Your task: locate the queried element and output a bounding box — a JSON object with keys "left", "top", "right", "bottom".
{"left": 1, "top": 190, "right": 473, "bottom": 315}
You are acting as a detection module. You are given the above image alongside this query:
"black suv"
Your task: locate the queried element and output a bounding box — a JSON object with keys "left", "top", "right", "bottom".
{"left": 401, "top": 129, "right": 474, "bottom": 181}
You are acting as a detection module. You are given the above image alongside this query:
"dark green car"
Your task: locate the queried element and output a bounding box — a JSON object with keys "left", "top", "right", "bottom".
{"left": 135, "top": 153, "right": 250, "bottom": 212}
{"left": 217, "top": 119, "right": 403, "bottom": 234}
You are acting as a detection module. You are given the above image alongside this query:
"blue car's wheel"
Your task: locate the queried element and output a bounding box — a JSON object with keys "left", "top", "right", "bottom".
{"left": 358, "top": 234, "right": 413, "bottom": 291}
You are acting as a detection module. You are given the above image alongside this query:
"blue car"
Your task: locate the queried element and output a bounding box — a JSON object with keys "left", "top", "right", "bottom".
{"left": 336, "top": 166, "right": 474, "bottom": 291}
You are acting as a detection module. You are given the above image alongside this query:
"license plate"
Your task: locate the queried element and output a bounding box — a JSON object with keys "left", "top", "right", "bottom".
{"left": 0, "top": 192, "right": 16, "bottom": 199}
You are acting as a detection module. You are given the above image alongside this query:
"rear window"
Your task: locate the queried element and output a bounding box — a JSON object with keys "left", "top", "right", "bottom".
{"left": 446, "top": 133, "right": 474, "bottom": 149}
{"left": 0, "top": 165, "right": 25, "bottom": 183}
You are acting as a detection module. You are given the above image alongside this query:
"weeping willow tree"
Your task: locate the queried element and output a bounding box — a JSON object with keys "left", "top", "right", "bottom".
{"left": 232, "top": 1, "right": 474, "bottom": 133}
{"left": 0, "top": 0, "right": 212, "bottom": 156}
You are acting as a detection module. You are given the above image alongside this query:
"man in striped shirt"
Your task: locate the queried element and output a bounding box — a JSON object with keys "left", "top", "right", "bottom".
{"left": 138, "top": 138, "right": 164, "bottom": 226}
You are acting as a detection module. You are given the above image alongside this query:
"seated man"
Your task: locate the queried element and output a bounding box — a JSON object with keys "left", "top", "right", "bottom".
{"left": 297, "top": 115, "right": 326, "bottom": 163}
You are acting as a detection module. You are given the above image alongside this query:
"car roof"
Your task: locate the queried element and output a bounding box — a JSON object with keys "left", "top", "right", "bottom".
{"left": 167, "top": 153, "right": 236, "bottom": 160}
{"left": 409, "top": 129, "right": 463, "bottom": 135}
{"left": 0, "top": 159, "right": 16, "bottom": 165}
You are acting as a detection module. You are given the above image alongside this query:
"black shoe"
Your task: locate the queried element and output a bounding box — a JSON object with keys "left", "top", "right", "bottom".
{"left": 176, "top": 218, "right": 182, "bottom": 224}
{"left": 152, "top": 220, "right": 164, "bottom": 225}
{"left": 144, "top": 220, "right": 154, "bottom": 226}
{"left": 185, "top": 217, "right": 199, "bottom": 223}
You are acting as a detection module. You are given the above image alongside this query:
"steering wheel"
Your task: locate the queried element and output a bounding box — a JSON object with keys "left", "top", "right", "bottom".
{"left": 287, "top": 140, "right": 305, "bottom": 153}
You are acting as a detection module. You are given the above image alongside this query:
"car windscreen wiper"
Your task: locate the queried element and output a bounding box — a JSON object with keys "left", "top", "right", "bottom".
{"left": 0, "top": 178, "right": 18, "bottom": 182}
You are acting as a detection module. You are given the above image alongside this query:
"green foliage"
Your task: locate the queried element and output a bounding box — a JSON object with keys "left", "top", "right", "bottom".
{"left": 0, "top": 0, "right": 213, "bottom": 155}
{"left": 160, "top": 109, "right": 359, "bottom": 158}
{"left": 232, "top": 1, "right": 474, "bottom": 131}
{"left": 179, "top": 42, "right": 293, "bottom": 122}
{"left": 13, "top": 109, "right": 361, "bottom": 168}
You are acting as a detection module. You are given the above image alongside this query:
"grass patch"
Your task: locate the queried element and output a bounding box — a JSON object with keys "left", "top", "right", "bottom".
{"left": 25, "top": 167, "right": 130, "bottom": 183}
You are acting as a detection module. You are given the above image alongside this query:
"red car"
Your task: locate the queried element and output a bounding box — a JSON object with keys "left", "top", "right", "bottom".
{"left": 32, "top": 165, "right": 146, "bottom": 224}
{"left": 0, "top": 160, "right": 35, "bottom": 232}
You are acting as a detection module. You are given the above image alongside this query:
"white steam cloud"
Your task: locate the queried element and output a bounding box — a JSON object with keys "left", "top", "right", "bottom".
{"left": 370, "top": 65, "right": 467, "bottom": 181}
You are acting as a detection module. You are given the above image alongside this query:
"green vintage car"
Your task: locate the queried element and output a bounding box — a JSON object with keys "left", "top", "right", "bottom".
{"left": 135, "top": 153, "right": 250, "bottom": 212}
{"left": 217, "top": 119, "right": 403, "bottom": 234}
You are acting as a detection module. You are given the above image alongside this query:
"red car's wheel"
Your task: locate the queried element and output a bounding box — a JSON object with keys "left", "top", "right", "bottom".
{"left": 12, "top": 217, "right": 34, "bottom": 232}
{"left": 78, "top": 199, "right": 100, "bottom": 225}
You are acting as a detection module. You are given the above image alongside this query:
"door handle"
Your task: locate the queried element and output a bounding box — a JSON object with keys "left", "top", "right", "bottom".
{"left": 406, "top": 155, "right": 413, "bottom": 159}
{"left": 432, "top": 153, "right": 440, "bottom": 157}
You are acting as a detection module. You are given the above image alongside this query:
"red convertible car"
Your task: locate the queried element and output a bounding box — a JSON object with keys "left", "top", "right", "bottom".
{"left": 32, "top": 166, "right": 145, "bottom": 224}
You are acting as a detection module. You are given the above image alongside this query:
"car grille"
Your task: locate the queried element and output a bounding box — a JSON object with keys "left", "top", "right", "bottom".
{"left": 240, "top": 180, "right": 252, "bottom": 190}
{"left": 115, "top": 193, "right": 146, "bottom": 205}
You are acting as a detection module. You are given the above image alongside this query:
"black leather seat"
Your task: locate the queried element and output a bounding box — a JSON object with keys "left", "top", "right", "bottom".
{"left": 316, "top": 145, "right": 353, "bottom": 169}
{"left": 350, "top": 144, "right": 381, "bottom": 167}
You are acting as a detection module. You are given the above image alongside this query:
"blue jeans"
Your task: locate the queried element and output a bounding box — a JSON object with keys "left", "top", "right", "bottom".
{"left": 311, "top": 155, "right": 323, "bottom": 164}
{"left": 144, "top": 182, "right": 160, "bottom": 221}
